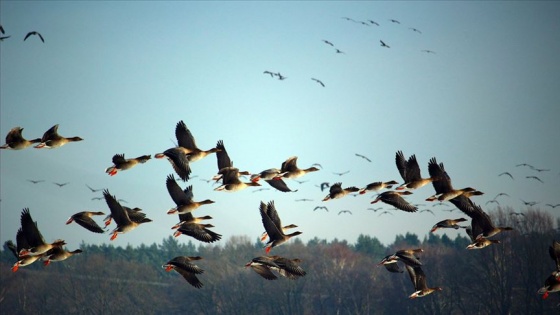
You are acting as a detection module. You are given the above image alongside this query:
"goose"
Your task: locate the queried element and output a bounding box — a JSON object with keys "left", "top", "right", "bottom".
{"left": 162, "top": 256, "right": 204, "bottom": 288}
{"left": 105, "top": 153, "right": 151, "bottom": 176}
{"left": 259, "top": 201, "right": 302, "bottom": 253}
{"left": 34, "top": 124, "right": 83, "bottom": 149}
{"left": 1, "top": 127, "right": 41, "bottom": 150}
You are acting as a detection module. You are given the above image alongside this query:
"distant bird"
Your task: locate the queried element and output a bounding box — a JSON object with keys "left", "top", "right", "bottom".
{"left": 105, "top": 153, "right": 151, "bottom": 176}
{"left": 319, "top": 182, "right": 330, "bottom": 191}
{"left": 53, "top": 182, "right": 69, "bottom": 187}
{"left": 526, "top": 176, "right": 544, "bottom": 183}
{"left": 419, "top": 209, "right": 435, "bottom": 215}
{"left": 34, "top": 124, "right": 83, "bottom": 149}
{"left": 338, "top": 210, "right": 352, "bottom": 215}
{"left": 311, "top": 78, "right": 325, "bottom": 87}
{"left": 421, "top": 49, "right": 436, "bottom": 54}
{"left": 0, "top": 35, "right": 10, "bottom": 41}
{"left": 380, "top": 40, "right": 390, "bottom": 48}
{"left": 165, "top": 174, "right": 215, "bottom": 215}
{"left": 521, "top": 199, "right": 539, "bottom": 207}
{"left": 162, "top": 256, "right": 204, "bottom": 288}
{"left": 367, "top": 207, "right": 382, "bottom": 212}
{"left": 27, "top": 179, "right": 44, "bottom": 184}
{"left": 332, "top": 170, "right": 350, "bottom": 176}
{"left": 322, "top": 40, "right": 334, "bottom": 46}
{"left": 388, "top": 19, "right": 400, "bottom": 24}
{"left": 378, "top": 211, "right": 393, "bottom": 217}
{"left": 335, "top": 48, "right": 345, "bottom": 54}
{"left": 1, "top": 127, "right": 41, "bottom": 150}
{"left": 313, "top": 206, "right": 328, "bottom": 212}
{"left": 409, "top": 27, "right": 422, "bottom": 34}
{"left": 430, "top": 218, "right": 468, "bottom": 233}
{"left": 65, "top": 211, "right": 105, "bottom": 233}
{"left": 371, "top": 191, "right": 418, "bottom": 212}
{"left": 215, "top": 167, "right": 262, "bottom": 192}
{"left": 494, "top": 193, "right": 510, "bottom": 199}
{"left": 516, "top": 163, "right": 534, "bottom": 168}
{"left": 294, "top": 179, "right": 309, "bottom": 184}
{"left": 24, "top": 31, "right": 44, "bottom": 43}
{"left": 252, "top": 188, "right": 271, "bottom": 193}
{"left": 86, "top": 184, "right": 104, "bottom": 193}
{"left": 277, "top": 72, "right": 287, "bottom": 80}
{"left": 368, "top": 20, "right": 380, "bottom": 26}
{"left": 498, "top": 172, "right": 514, "bottom": 180}
{"left": 259, "top": 201, "right": 302, "bottom": 253}
{"left": 396, "top": 151, "right": 436, "bottom": 190}
{"left": 546, "top": 204, "right": 560, "bottom": 209}
{"left": 263, "top": 70, "right": 275, "bottom": 77}
{"left": 117, "top": 199, "right": 128, "bottom": 203}
{"left": 359, "top": 180, "right": 399, "bottom": 194}
{"left": 295, "top": 198, "right": 313, "bottom": 202}
{"left": 486, "top": 199, "right": 500, "bottom": 206}
{"left": 274, "top": 156, "right": 320, "bottom": 180}
{"left": 91, "top": 197, "right": 104, "bottom": 201}
{"left": 341, "top": 17, "right": 357, "bottom": 22}
{"left": 322, "top": 182, "right": 359, "bottom": 201}
{"left": 103, "top": 189, "right": 152, "bottom": 241}
{"left": 405, "top": 265, "right": 442, "bottom": 299}
{"left": 355, "top": 153, "right": 371, "bottom": 162}
{"left": 534, "top": 168, "right": 550, "bottom": 172}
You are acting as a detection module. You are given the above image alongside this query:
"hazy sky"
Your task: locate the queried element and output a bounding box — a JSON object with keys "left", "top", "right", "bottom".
{"left": 1, "top": 1, "right": 559, "bottom": 250}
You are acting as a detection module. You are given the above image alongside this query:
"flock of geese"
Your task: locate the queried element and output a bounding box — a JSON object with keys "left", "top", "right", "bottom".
{"left": 1, "top": 120, "right": 556, "bottom": 298}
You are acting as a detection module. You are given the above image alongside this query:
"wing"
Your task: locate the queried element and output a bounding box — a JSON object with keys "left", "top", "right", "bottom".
{"left": 281, "top": 156, "right": 298, "bottom": 172}
{"left": 177, "top": 224, "right": 222, "bottom": 243}
{"left": 73, "top": 215, "right": 105, "bottom": 233}
{"left": 102, "top": 190, "right": 131, "bottom": 226}
{"left": 173, "top": 267, "right": 203, "bottom": 288}
{"left": 250, "top": 264, "right": 278, "bottom": 280}
{"left": 163, "top": 147, "right": 191, "bottom": 181}
{"left": 215, "top": 140, "right": 232, "bottom": 170}
{"left": 406, "top": 154, "right": 422, "bottom": 181}
{"left": 259, "top": 202, "right": 283, "bottom": 240}
{"left": 265, "top": 179, "right": 296, "bottom": 192}
{"left": 175, "top": 120, "right": 198, "bottom": 151}
{"left": 166, "top": 174, "right": 191, "bottom": 205}
{"left": 395, "top": 151, "right": 407, "bottom": 181}
{"left": 427, "top": 158, "right": 453, "bottom": 193}
{"left": 383, "top": 263, "right": 404, "bottom": 273}
{"left": 6, "top": 127, "right": 24, "bottom": 143}
{"left": 382, "top": 193, "right": 417, "bottom": 212}
{"left": 41, "top": 124, "right": 59, "bottom": 142}
{"left": 20, "top": 208, "right": 46, "bottom": 247}
{"left": 112, "top": 154, "right": 126, "bottom": 164}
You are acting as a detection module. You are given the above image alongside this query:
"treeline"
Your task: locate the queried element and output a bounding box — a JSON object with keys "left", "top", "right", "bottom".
{"left": 1, "top": 207, "right": 559, "bottom": 314}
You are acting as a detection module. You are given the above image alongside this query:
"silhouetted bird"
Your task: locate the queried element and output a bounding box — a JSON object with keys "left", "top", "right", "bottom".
{"left": 380, "top": 40, "right": 390, "bottom": 48}
{"left": 24, "top": 31, "right": 44, "bottom": 43}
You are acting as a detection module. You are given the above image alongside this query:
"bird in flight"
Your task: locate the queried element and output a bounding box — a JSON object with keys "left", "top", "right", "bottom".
{"left": 368, "top": 20, "right": 380, "bottom": 26}
{"left": 295, "top": 198, "right": 313, "bottom": 202}
{"left": 53, "top": 182, "right": 69, "bottom": 187}
{"left": 277, "top": 73, "right": 287, "bottom": 80}
{"left": 378, "top": 211, "right": 393, "bottom": 217}
{"left": 332, "top": 170, "right": 350, "bottom": 176}
{"left": 313, "top": 206, "right": 328, "bottom": 212}
{"left": 526, "top": 176, "right": 544, "bottom": 183}
{"left": 263, "top": 71, "right": 275, "bottom": 77}
{"left": 311, "top": 78, "right": 325, "bottom": 87}
{"left": 338, "top": 210, "right": 352, "bottom": 215}
{"left": 534, "top": 168, "right": 550, "bottom": 172}
{"left": 409, "top": 27, "right": 422, "bottom": 34}
{"left": 419, "top": 209, "right": 435, "bottom": 215}
{"left": 367, "top": 207, "right": 382, "bottom": 212}
{"left": 335, "top": 49, "right": 345, "bottom": 54}
{"left": 24, "top": 31, "right": 44, "bottom": 43}
{"left": 27, "top": 179, "right": 44, "bottom": 184}
{"left": 516, "top": 163, "right": 534, "bottom": 168}
{"left": 86, "top": 184, "right": 104, "bottom": 193}
{"left": 498, "top": 172, "right": 514, "bottom": 180}
{"left": 355, "top": 153, "right": 371, "bottom": 162}
{"left": 546, "top": 204, "right": 560, "bottom": 208}
{"left": 380, "top": 40, "right": 390, "bottom": 48}
{"left": 319, "top": 182, "right": 330, "bottom": 191}
{"left": 0, "top": 35, "right": 10, "bottom": 41}
{"left": 389, "top": 19, "right": 400, "bottom": 24}
{"left": 322, "top": 40, "right": 334, "bottom": 46}
{"left": 421, "top": 50, "right": 436, "bottom": 54}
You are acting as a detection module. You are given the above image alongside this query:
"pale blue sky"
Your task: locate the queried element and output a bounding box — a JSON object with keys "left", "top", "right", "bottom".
{"left": 1, "top": 1, "right": 559, "bottom": 250}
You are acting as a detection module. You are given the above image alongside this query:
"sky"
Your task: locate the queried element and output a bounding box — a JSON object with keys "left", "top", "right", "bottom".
{"left": 1, "top": 1, "right": 559, "bottom": 251}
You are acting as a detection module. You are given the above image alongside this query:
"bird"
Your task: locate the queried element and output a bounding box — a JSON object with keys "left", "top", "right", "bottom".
{"left": 165, "top": 174, "right": 214, "bottom": 215}
{"left": 430, "top": 218, "right": 468, "bottom": 233}
{"left": 319, "top": 182, "right": 330, "bottom": 191}
{"left": 250, "top": 168, "right": 297, "bottom": 192}
{"left": 546, "top": 204, "right": 560, "bottom": 209}
{"left": 425, "top": 157, "right": 483, "bottom": 202}
{"left": 405, "top": 265, "right": 443, "bottom": 299}
{"left": 388, "top": 19, "right": 400, "bottom": 24}
{"left": 172, "top": 218, "right": 222, "bottom": 243}
{"left": 526, "top": 176, "right": 544, "bottom": 183}
{"left": 276, "top": 72, "right": 287, "bottom": 80}
{"left": 295, "top": 198, "right": 313, "bottom": 202}
{"left": 538, "top": 241, "right": 560, "bottom": 299}
{"left": 212, "top": 140, "right": 251, "bottom": 181}
{"left": 338, "top": 210, "right": 352, "bottom": 215}
{"left": 27, "top": 179, "right": 44, "bottom": 184}
{"left": 91, "top": 197, "right": 104, "bottom": 201}
{"left": 380, "top": 40, "right": 390, "bottom": 48}
{"left": 395, "top": 151, "right": 436, "bottom": 190}
{"left": 214, "top": 167, "right": 262, "bottom": 192}
{"left": 454, "top": 199, "right": 513, "bottom": 240}
{"left": 105, "top": 153, "right": 151, "bottom": 176}
{"left": 162, "top": 256, "right": 205, "bottom": 288}
{"left": 419, "top": 209, "right": 435, "bottom": 215}
{"left": 355, "top": 153, "right": 371, "bottom": 162}
{"left": 494, "top": 193, "right": 510, "bottom": 199}
{"left": 34, "top": 124, "right": 83, "bottom": 149}
{"left": 103, "top": 189, "right": 152, "bottom": 241}
{"left": 534, "top": 167, "right": 550, "bottom": 172}
{"left": 274, "top": 156, "right": 320, "bottom": 180}
{"left": 17, "top": 208, "right": 66, "bottom": 257}
{"left": 335, "top": 49, "right": 345, "bottom": 54}
{"left": 485, "top": 199, "right": 500, "bottom": 206}
{"left": 378, "top": 211, "right": 394, "bottom": 217}
{"left": 311, "top": 163, "right": 323, "bottom": 169}
{"left": 409, "top": 27, "right": 422, "bottom": 34}
{"left": 421, "top": 49, "right": 436, "bottom": 54}
{"left": 466, "top": 236, "right": 501, "bottom": 250}
{"left": 294, "top": 179, "right": 309, "bottom": 184}
{"left": 24, "top": 31, "right": 44, "bottom": 42}
{"left": 246, "top": 256, "right": 306, "bottom": 280}
{"left": 102, "top": 205, "right": 146, "bottom": 228}
{"left": 332, "top": 170, "right": 350, "bottom": 176}
{"left": 42, "top": 247, "right": 83, "bottom": 266}
{"left": 358, "top": 180, "right": 399, "bottom": 194}
{"left": 1, "top": 127, "right": 41, "bottom": 150}
{"left": 53, "top": 182, "right": 70, "bottom": 187}
{"left": 367, "top": 207, "right": 382, "bottom": 212}
{"left": 371, "top": 191, "right": 418, "bottom": 212}
{"left": 155, "top": 147, "right": 192, "bottom": 181}
{"left": 322, "top": 39, "right": 334, "bottom": 46}
{"left": 5, "top": 230, "right": 44, "bottom": 272}
{"left": 322, "top": 182, "right": 359, "bottom": 201}
{"left": 516, "top": 163, "right": 534, "bottom": 168}
{"left": 260, "top": 223, "right": 298, "bottom": 243}
{"left": 311, "top": 78, "right": 325, "bottom": 87}
{"left": 259, "top": 201, "right": 302, "bottom": 253}
{"left": 0, "top": 35, "right": 10, "bottom": 41}
{"left": 263, "top": 70, "right": 275, "bottom": 77}
{"left": 313, "top": 206, "right": 328, "bottom": 212}
{"left": 65, "top": 211, "right": 105, "bottom": 233}
{"left": 86, "top": 184, "right": 104, "bottom": 192}
{"left": 368, "top": 20, "right": 380, "bottom": 26}
{"left": 521, "top": 199, "right": 539, "bottom": 207}
{"left": 498, "top": 172, "right": 514, "bottom": 180}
